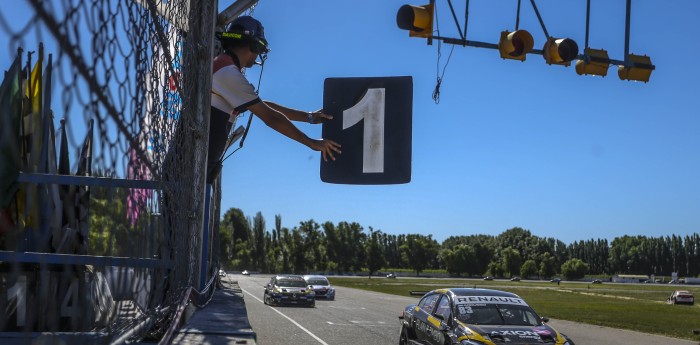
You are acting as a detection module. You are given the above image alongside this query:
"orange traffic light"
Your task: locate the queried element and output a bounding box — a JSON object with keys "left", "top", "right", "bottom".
{"left": 576, "top": 48, "right": 610, "bottom": 77}
{"left": 543, "top": 37, "right": 579, "bottom": 66}
{"left": 498, "top": 30, "right": 534, "bottom": 61}
{"left": 618, "top": 54, "right": 653, "bottom": 82}
{"left": 396, "top": 4, "right": 434, "bottom": 38}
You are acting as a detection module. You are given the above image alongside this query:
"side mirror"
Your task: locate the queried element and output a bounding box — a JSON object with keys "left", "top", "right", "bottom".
{"left": 541, "top": 317, "right": 549, "bottom": 323}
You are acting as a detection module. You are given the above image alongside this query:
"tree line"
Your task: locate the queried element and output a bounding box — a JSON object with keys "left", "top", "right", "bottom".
{"left": 218, "top": 208, "right": 700, "bottom": 280}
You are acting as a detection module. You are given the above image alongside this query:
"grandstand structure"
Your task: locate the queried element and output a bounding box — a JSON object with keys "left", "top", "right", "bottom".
{"left": 0, "top": 0, "right": 257, "bottom": 342}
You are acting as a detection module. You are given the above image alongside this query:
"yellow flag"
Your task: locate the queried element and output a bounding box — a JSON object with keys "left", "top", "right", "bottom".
{"left": 19, "top": 46, "right": 43, "bottom": 231}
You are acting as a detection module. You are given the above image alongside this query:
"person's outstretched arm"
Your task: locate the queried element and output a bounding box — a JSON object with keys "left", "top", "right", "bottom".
{"left": 248, "top": 101, "right": 341, "bottom": 161}
{"left": 264, "top": 101, "right": 332, "bottom": 124}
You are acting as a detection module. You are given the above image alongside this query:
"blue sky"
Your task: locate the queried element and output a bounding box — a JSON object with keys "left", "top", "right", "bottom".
{"left": 2, "top": 1, "right": 698, "bottom": 244}
{"left": 219, "top": 0, "right": 699, "bottom": 244}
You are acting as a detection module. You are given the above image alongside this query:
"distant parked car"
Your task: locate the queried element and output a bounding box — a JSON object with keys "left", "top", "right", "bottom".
{"left": 550, "top": 278, "right": 561, "bottom": 283}
{"left": 592, "top": 279, "right": 602, "bottom": 284}
{"left": 483, "top": 276, "right": 494, "bottom": 281}
{"left": 510, "top": 276, "right": 521, "bottom": 281}
{"left": 386, "top": 273, "right": 397, "bottom": 279}
{"left": 668, "top": 290, "right": 694, "bottom": 305}
{"left": 218, "top": 269, "right": 226, "bottom": 277}
{"left": 242, "top": 270, "right": 250, "bottom": 275}
{"left": 303, "top": 275, "right": 335, "bottom": 300}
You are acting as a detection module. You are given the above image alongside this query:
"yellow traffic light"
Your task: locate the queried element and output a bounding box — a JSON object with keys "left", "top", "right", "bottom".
{"left": 396, "top": 4, "right": 434, "bottom": 38}
{"left": 543, "top": 37, "right": 579, "bottom": 66}
{"left": 498, "top": 30, "right": 534, "bottom": 61}
{"left": 618, "top": 54, "right": 653, "bottom": 82}
{"left": 575, "top": 48, "right": 610, "bottom": 77}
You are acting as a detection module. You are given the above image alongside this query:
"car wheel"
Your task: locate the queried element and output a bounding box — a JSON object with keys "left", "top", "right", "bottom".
{"left": 399, "top": 326, "right": 409, "bottom": 345}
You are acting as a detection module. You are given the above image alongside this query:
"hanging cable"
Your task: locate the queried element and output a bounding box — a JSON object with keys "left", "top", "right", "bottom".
{"left": 432, "top": 2, "right": 455, "bottom": 105}
{"left": 221, "top": 52, "right": 266, "bottom": 162}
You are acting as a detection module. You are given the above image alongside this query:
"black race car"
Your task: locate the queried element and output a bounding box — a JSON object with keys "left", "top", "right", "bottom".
{"left": 263, "top": 275, "right": 315, "bottom": 307}
{"left": 399, "top": 288, "right": 574, "bottom": 345}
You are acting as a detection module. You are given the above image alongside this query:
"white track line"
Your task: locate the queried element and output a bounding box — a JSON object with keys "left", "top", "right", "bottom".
{"left": 241, "top": 287, "right": 330, "bottom": 345}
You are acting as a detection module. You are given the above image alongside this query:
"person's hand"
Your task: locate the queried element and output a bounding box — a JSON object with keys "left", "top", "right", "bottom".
{"left": 310, "top": 109, "right": 333, "bottom": 124}
{"left": 310, "top": 139, "right": 342, "bottom": 162}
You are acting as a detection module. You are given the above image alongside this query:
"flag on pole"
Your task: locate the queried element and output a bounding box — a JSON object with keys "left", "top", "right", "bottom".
{"left": 36, "top": 53, "right": 55, "bottom": 251}
{"left": 53, "top": 118, "right": 77, "bottom": 253}
{"left": 74, "top": 119, "right": 93, "bottom": 254}
{"left": 19, "top": 45, "right": 44, "bottom": 232}
{"left": 0, "top": 50, "right": 23, "bottom": 235}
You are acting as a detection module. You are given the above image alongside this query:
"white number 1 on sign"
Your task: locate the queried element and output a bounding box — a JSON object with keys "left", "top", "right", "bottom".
{"left": 342, "top": 88, "right": 385, "bottom": 173}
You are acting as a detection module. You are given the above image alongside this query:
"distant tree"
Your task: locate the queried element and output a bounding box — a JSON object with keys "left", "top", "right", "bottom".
{"left": 539, "top": 252, "right": 557, "bottom": 279}
{"left": 322, "top": 222, "right": 341, "bottom": 273}
{"left": 498, "top": 227, "right": 538, "bottom": 262}
{"left": 221, "top": 208, "right": 250, "bottom": 244}
{"left": 472, "top": 241, "right": 494, "bottom": 276}
{"left": 218, "top": 216, "right": 234, "bottom": 269}
{"left": 289, "top": 228, "right": 308, "bottom": 274}
{"left": 382, "top": 233, "right": 403, "bottom": 269}
{"left": 520, "top": 259, "right": 538, "bottom": 278}
{"left": 232, "top": 238, "right": 253, "bottom": 270}
{"left": 502, "top": 247, "right": 522, "bottom": 277}
{"left": 561, "top": 258, "right": 589, "bottom": 280}
{"left": 280, "top": 227, "right": 292, "bottom": 273}
{"left": 298, "top": 220, "right": 325, "bottom": 272}
{"left": 486, "top": 261, "right": 504, "bottom": 278}
{"left": 451, "top": 244, "right": 477, "bottom": 276}
{"left": 400, "top": 234, "right": 439, "bottom": 276}
{"left": 337, "top": 222, "right": 367, "bottom": 272}
{"left": 366, "top": 229, "right": 386, "bottom": 278}
{"left": 251, "top": 212, "right": 267, "bottom": 272}
{"left": 442, "top": 235, "right": 495, "bottom": 275}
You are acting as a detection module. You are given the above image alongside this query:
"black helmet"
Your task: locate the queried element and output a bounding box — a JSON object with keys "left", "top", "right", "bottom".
{"left": 217, "top": 16, "right": 269, "bottom": 54}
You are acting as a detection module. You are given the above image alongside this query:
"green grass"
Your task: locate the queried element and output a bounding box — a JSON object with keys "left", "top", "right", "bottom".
{"left": 329, "top": 277, "right": 700, "bottom": 341}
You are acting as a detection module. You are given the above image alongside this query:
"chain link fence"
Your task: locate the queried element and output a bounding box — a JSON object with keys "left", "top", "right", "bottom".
{"left": 0, "top": 0, "right": 236, "bottom": 342}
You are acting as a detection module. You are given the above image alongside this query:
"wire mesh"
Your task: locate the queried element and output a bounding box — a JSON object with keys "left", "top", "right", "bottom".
{"left": 0, "top": 0, "right": 217, "bottom": 341}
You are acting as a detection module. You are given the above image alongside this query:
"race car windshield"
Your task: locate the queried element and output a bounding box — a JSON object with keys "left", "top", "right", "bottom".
{"left": 456, "top": 304, "right": 540, "bottom": 326}
{"left": 306, "top": 278, "right": 329, "bottom": 285}
{"left": 278, "top": 279, "right": 307, "bottom": 287}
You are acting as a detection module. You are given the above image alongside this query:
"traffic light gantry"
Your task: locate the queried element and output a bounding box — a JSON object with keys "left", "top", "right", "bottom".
{"left": 396, "top": 1, "right": 654, "bottom": 82}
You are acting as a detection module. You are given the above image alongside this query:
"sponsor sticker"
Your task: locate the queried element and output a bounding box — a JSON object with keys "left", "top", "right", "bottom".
{"left": 491, "top": 330, "right": 542, "bottom": 340}
{"left": 533, "top": 327, "right": 552, "bottom": 336}
{"left": 455, "top": 296, "right": 529, "bottom": 306}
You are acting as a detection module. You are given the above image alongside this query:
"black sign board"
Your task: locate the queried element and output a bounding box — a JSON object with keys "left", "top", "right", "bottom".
{"left": 321, "top": 76, "right": 412, "bottom": 184}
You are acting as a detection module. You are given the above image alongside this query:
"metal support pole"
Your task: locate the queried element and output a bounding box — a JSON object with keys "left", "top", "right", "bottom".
{"left": 515, "top": 0, "right": 521, "bottom": 30}
{"left": 624, "top": 0, "right": 631, "bottom": 64}
{"left": 187, "top": 0, "right": 215, "bottom": 299}
{"left": 198, "top": 184, "right": 212, "bottom": 303}
{"left": 585, "top": 0, "right": 591, "bottom": 49}
{"left": 463, "top": 0, "right": 470, "bottom": 40}
{"left": 427, "top": 0, "right": 434, "bottom": 46}
{"left": 446, "top": 0, "right": 465, "bottom": 41}
{"left": 529, "top": 0, "right": 550, "bottom": 38}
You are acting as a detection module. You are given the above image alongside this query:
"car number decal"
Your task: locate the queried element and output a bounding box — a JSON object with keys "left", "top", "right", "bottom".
{"left": 458, "top": 306, "right": 473, "bottom": 314}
